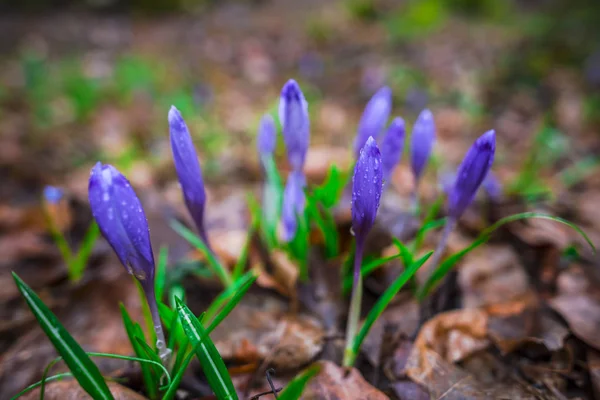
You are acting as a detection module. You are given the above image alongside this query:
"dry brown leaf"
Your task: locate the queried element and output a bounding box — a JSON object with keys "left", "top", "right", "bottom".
{"left": 301, "top": 360, "right": 387, "bottom": 400}
{"left": 406, "top": 347, "right": 538, "bottom": 399}
{"left": 255, "top": 250, "right": 299, "bottom": 300}
{"left": 212, "top": 295, "right": 323, "bottom": 370}
{"left": 488, "top": 308, "right": 568, "bottom": 354}
{"left": 459, "top": 245, "right": 530, "bottom": 308}
{"left": 549, "top": 293, "right": 600, "bottom": 350}
{"left": 409, "top": 309, "right": 489, "bottom": 365}
{"left": 20, "top": 380, "right": 147, "bottom": 400}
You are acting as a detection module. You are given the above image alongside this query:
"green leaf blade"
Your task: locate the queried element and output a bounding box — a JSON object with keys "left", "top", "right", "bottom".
{"left": 175, "top": 298, "right": 238, "bottom": 400}
{"left": 12, "top": 272, "right": 114, "bottom": 400}
{"left": 278, "top": 364, "right": 321, "bottom": 400}
{"left": 352, "top": 251, "right": 433, "bottom": 358}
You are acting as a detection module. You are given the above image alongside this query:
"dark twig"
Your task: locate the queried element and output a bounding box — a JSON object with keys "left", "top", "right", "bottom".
{"left": 248, "top": 368, "right": 282, "bottom": 400}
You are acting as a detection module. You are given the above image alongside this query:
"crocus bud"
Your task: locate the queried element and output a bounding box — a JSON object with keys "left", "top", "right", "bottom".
{"left": 448, "top": 130, "right": 496, "bottom": 219}
{"left": 352, "top": 136, "right": 383, "bottom": 240}
{"left": 43, "top": 186, "right": 64, "bottom": 204}
{"left": 281, "top": 170, "right": 306, "bottom": 242}
{"left": 381, "top": 117, "right": 405, "bottom": 181}
{"left": 88, "top": 162, "right": 155, "bottom": 282}
{"left": 168, "top": 106, "right": 210, "bottom": 247}
{"left": 410, "top": 109, "right": 436, "bottom": 182}
{"left": 483, "top": 171, "right": 502, "bottom": 201}
{"left": 354, "top": 86, "right": 392, "bottom": 156}
{"left": 257, "top": 114, "right": 276, "bottom": 157}
{"left": 279, "top": 79, "right": 309, "bottom": 171}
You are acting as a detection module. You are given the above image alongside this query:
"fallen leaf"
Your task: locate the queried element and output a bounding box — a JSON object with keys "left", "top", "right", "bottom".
{"left": 390, "top": 381, "right": 429, "bottom": 400}
{"left": 20, "top": 380, "right": 147, "bottom": 400}
{"left": 588, "top": 348, "right": 600, "bottom": 400}
{"left": 458, "top": 245, "right": 530, "bottom": 308}
{"left": 212, "top": 294, "right": 323, "bottom": 370}
{"left": 549, "top": 292, "right": 600, "bottom": 351}
{"left": 301, "top": 360, "right": 387, "bottom": 400}
{"left": 408, "top": 308, "right": 489, "bottom": 366}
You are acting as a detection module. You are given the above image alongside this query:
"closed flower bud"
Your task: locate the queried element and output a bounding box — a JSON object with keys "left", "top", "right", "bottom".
{"left": 448, "top": 130, "right": 496, "bottom": 219}
{"left": 281, "top": 170, "right": 306, "bottom": 242}
{"left": 279, "top": 79, "right": 310, "bottom": 171}
{"left": 169, "top": 106, "right": 210, "bottom": 247}
{"left": 354, "top": 86, "right": 392, "bottom": 156}
{"left": 257, "top": 114, "right": 277, "bottom": 157}
{"left": 351, "top": 136, "right": 383, "bottom": 240}
{"left": 410, "top": 109, "right": 436, "bottom": 182}
{"left": 88, "top": 163, "right": 155, "bottom": 282}
{"left": 381, "top": 117, "right": 405, "bottom": 181}
{"left": 43, "top": 186, "right": 64, "bottom": 204}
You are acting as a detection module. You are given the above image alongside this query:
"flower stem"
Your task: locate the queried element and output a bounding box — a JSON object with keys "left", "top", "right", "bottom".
{"left": 143, "top": 282, "right": 171, "bottom": 365}
{"left": 423, "top": 217, "right": 456, "bottom": 280}
{"left": 343, "top": 237, "right": 365, "bottom": 367}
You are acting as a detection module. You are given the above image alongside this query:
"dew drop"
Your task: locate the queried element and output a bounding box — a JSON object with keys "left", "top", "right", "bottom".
{"left": 103, "top": 192, "right": 109, "bottom": 202}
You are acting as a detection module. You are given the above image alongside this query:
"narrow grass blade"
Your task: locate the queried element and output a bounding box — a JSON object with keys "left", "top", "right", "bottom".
{"left": 278, "top": 364, "right": 321, "bottom": 400}
{"left": 155, "top": 246, "right": 169, "bottom": 302}
{"left": 162, "top": 351, "right": 194, "bottom": 400}
{"left": 352, "top": 251, "right": 433, "bottom": 359}
{"left": 307, "top": 194, "right": 339, "bottom": 258}
{"left": 70, "top": 221, "right": 100, "bottom": 281}
{"left": 175, "top": 298, "right": 238, "bottom": 400}
{"left": 207, "top": 272, "right": 257, "bottom": 333}
{"left": 170, "top": 219, "right": 232, "bottom": 287}
{"left": 392, "top": 238, "right": 414, "bottom": 269}
{"left": 120, "top": 304, "right": 157, "bottom": 399}
{"left": 342, "top": 253, "right": 403, "bottom": 294}
{"left": 12, "top": 273, "right": 114, "bottom": 400}
{"left": 417, "top": 212, "right": 596, "bottom": 300}
{"left": 412, "top": 217, "right": 446, "bottom": 253}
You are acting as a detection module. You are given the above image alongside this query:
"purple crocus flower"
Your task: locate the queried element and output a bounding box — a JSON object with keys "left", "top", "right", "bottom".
{"left": 354, "top": 86, "right": 392, "bottom": 156}
{"left": 280, "top": 170, "right": 306, "bottom": 242}
{"left": 257, "top": 114, "right": 276, "bottom": 158}
{"left": 279, "top": 79, "right": 309, "bottom": 171}
{"left": 168, "top": 106, "right": 211, "bottom": 248}
{"left": 89, "top": 162, "right": 155, "bottom": 283}
{"left": 448, "top": 130, "right": 496, "bottom": 219}
{"left": 43, "top": 186, "right": 64, "bottom": 204}
{"left": 483, "top": 171, "right": 502, "bottom": 201}
{"left": 410, "top": 109, "right": 436, "bottom": 183}
{"left": 352, "top": 136, "right": 383, "bottom": 242}
{"left": 344, "top": 136, "right": 383, "bottom": 367}
{"left": 381, "top": 117, "right": 405, "bottom": 182}
{"left": 88, "top": 162, "right": 169, "bottom": 363}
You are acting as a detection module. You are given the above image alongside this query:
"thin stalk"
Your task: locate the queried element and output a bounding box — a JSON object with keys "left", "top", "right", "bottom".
{"left": 423, "top": 217, "right": 456, "bottom": 280}
{"left": 143, "top": 282, "right": 171, "bottom": 365}
{"left": 343, "top": 237, "right": 365, "bottom": 367}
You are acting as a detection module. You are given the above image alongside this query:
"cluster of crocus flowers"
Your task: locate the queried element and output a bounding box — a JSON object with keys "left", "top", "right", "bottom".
{"left": 89, "top": 106, "right": 219, "bottom": 364}
{"left": 279, "top": 79, "right": 310, "bottom": 242}
{"left": 88, "top": 163, "right": 170, "bottom": 363}
{"left": 344, "top": 136, "right": 383, "bottom": 367}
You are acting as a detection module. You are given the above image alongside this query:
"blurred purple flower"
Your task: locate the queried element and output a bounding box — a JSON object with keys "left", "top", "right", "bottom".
{"left": 88, "top": 162, "right": 154, "bottom": 283}
{"left": 257, "top": 114, "right": 277, "bottom": 158}
{"left": 43, "top": 186, "right": 64, "bottom": 204}
{"left": 352, "top": 136, "right": 383, "bottom": 241}
{"left": 354, "top": 87, "right": 392, "bottom": 156}
{"left": 410, "top": 109, "right": 436, "bottom": 183}
{"left": 483, "top": 172, "right": 502, "bottom": 201}
{"left": 381, "top": 117, "right": 405, "bottom": 182}
{"left": 281, "top": 170, "right": 306, "bottom": 242}
{"left": 448, "top": 130, "right": 496, "bottom": 219}
{"left": 169, "top": 106, "right": 211, "bottom": 248}
{"left": 279, "top": 79, "right": 310, "bottom": 171}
